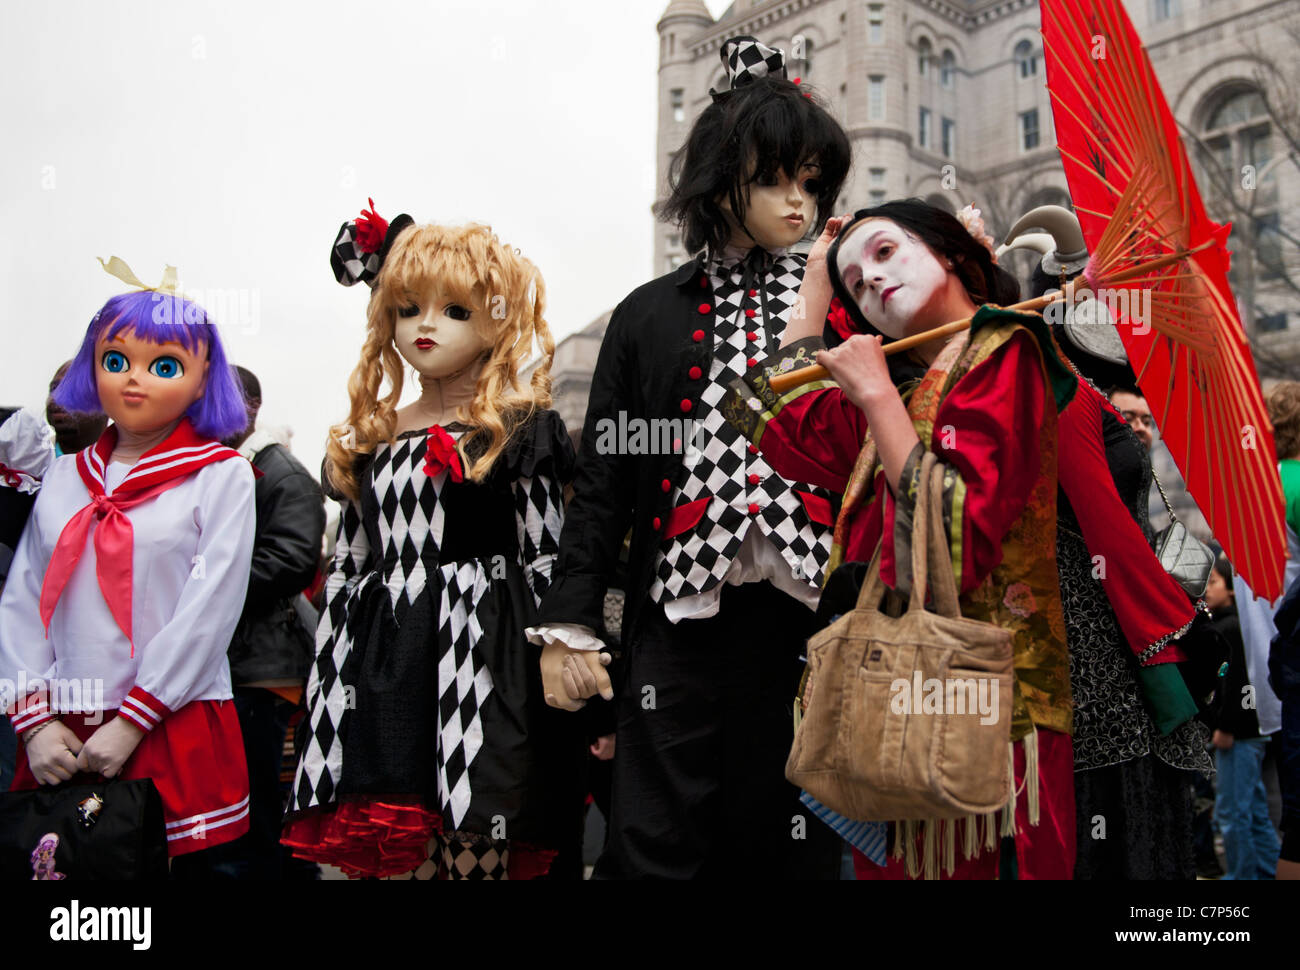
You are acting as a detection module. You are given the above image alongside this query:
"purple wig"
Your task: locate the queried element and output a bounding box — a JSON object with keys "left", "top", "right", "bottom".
{"left": 53, "top": 290, "right": 247, "bottom": 441}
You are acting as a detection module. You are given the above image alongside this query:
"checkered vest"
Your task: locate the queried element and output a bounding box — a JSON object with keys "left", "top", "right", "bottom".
{"left": 648, "top": 248, "right": 835, "bottom": 602}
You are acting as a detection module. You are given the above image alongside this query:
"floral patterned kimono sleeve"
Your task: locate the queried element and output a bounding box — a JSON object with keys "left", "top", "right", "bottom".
{"left": 889, "top": 329, "right": 1051, "bottom": 596}
{"left": 720, "top": 337, "right": 869, "bottom": 494}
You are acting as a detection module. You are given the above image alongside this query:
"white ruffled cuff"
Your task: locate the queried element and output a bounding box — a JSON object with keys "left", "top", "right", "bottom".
{"left": 525, "top": 622, "right": 606, "bottom": 652}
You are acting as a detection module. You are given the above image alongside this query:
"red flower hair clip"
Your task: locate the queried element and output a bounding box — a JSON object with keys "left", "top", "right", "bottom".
{"left": 354, "top": 198, "right": 390, "bottom": 255}
{"left": 826, "top": 297, "right": 860, "bottom": 341}
{"left": 422, "top": 425, "right": 464, "bottom": 483}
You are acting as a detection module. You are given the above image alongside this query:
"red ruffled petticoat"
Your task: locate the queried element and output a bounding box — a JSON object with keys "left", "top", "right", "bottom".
{"left": 282, "top": 798, "right": 557, "bottom": 879}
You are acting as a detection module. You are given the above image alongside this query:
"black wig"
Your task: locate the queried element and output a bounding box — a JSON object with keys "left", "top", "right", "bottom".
{"left": 658, "top": 76, "right": 852, "bottom": 257}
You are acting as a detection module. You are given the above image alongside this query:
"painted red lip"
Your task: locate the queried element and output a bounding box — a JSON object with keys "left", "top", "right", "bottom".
{"left": 415, "top": 339, "right": 436, "bottom": 350}
{"left": 881, "top": 285, "right": 901, "bottom": 306}
{"left": 122, "top": 392, "right": 147, "bottom": 403}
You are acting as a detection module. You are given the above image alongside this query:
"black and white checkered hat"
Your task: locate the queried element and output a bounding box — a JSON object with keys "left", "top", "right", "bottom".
{"left": 329, "top": 201, "right": 414, "bottom": 288}
{"left": 719, "top": 35, "right": 786, "bottom": 90}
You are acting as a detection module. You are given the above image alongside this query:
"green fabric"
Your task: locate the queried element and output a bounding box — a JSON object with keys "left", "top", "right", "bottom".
{"left": 969, "top": 304, "right": 1078, "bottom": 413}
{"left": 1137, "top": 663, "right": 1200, "bottom": 735}
{"left": 1281, "top": 459, "right": 1300, "bottom": 538}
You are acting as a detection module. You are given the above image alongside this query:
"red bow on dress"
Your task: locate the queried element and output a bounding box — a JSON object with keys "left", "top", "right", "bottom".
{"left": 421, "top": 425, "right": 464, "bottom": 482}
{"left": 38, "top": 418, "right": 243, "bottom": 656}
{"left": 0, "top": 461, "right": 23, "bottom": 488}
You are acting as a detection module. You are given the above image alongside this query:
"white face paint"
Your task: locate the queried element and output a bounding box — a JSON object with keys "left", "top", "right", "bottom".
{"left": 393, "top": 285, "right": 489, "bottom": 379}
{"left": 722, "top": 161, "right": 822, "bottom": 250}
{"left": 834, "top": 218, "right": 954, "bottom": 339}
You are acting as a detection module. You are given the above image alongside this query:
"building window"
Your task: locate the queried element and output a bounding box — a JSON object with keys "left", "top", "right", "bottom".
{"left": 870, "top": 167, "right": 886, "bottom": 186}
{"left": 942, "top": 117, "right": 955, "bottom": 158}
{"left": 868, "top": 5, "right": 884, "bottom": 45}
{"left": 667, "top": 233, "right": 680, "bottom": 250}
{"left": 671, "top": 89, "right": 684, "bottom": 124}
{"left": 940, "top": 50, "right": 956, "bottom": 89}
{"left": 1152, "top": 0, "right": 1181, "bottom": 21}
{"left": 918, "top": 37, "right": 932, "bottom": 77}
{"left": 1257, "top": 212, "right": 1283, "bottom": 280}
{"left": 1020, "top": 109, "right": 1040, "bottom": 151}
{"left": 1204, "top": 88, "right": 1274, "bottom": 182}
{"left": 919, "top": 107, "right": 931, "bottom": 149}
{"left": 1258, "top": 311, "right": 1288, "bottom": 333}
{"left": 870, "top": 189, "right": 887, "bottom": 203}
{"left": 1015, "top": 40, "right": 1038, "bottom": 79}
{"left": 868, "top": 76, "right": 885, "bottom": 121}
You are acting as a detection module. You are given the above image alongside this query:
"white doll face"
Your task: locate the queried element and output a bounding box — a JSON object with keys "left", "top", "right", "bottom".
{"left": 722, "top": 160, "right": 821, "bottom": 250}
{"left": 95, "top": 329, "right": 209, "bottom": 435}
{"left": 834, "top": 218, "right": 954, "bottom": 340}
{"left": 393, "top": 285, "right": 490, "bottom": 379}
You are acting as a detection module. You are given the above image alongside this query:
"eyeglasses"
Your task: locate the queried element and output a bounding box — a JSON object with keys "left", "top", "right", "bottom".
{"left": 1120, "top": 410, "right": 1155, "bottom": 430}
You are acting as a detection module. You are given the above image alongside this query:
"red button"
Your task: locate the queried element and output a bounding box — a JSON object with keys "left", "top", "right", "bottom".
{"left": 746, "top": 332, "right": 759, "bottom": 342}
{"left": 747, "top": 357, "right": 757, "bottom": 368}
{"left": 680, "top": 399, "right": 692, "bottom": 413}
{"left": 748, "top": 503, "right": 760, "bottom": 515}
{"left": 653, "top": 517, "right": 662, "bottom": 530}
{"left": 748, "top": 473, "right": 760, "bottom": 485}
{"left": 748, "top": 288, "right": 757, "bottom": 297}
{"left": 693, "top": 329, "right": 705, "bottom": 342}
{"left": 688, "top": 366, "right": 703, "bottom": 380}
{"left": 745, "top": 308, "right": 757, "bottom": 318}
{"left": 748, "top": 443, "right": 759, "bottom": 454}
{"left": 697, "top": 303, "right": 710, "bottom": 314}
{"left": 661, "top": 478, "right": 671, "bottom": 493}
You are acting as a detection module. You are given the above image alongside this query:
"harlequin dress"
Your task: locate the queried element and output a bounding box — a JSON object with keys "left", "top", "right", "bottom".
{"left": 282, "top": 410, "right": 585, "bottom": 878}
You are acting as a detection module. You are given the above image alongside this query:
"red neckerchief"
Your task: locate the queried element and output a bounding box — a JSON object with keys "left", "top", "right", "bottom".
{"left": 38, "top": 418, "right": 243, "bottom": 655}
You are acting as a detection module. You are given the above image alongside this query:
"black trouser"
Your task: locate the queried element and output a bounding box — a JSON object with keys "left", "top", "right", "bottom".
{"left": 593, "top": 581, "right": 841, "bottom": 879}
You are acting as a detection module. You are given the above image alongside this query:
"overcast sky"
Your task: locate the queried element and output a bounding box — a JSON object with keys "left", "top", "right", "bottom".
{"left": 1, "top": 0, "right": 733, "bottom": 477}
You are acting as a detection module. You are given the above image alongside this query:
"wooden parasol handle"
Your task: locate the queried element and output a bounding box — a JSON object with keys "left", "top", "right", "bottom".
{"left": 767, "top": 293, "right": 1056, "bottom": 394}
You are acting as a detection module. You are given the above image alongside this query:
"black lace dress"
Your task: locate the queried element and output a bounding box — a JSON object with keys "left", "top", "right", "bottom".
{"left": 1058, "top": 391, "right": 1210, "bottom": 880}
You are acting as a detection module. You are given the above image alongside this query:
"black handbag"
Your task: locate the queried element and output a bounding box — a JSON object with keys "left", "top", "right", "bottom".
{"left": 0, "top": 777, "right": 169, "bottom": 880}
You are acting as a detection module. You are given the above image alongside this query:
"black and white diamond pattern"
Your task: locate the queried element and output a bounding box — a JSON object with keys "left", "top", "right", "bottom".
{"left": 649, "top": 252, "right": 833, "bottom": 603}
{"left": 512, "top": 474, "right": 564, "bottom": 607}
{"left": 290, "top": 432, "right": 454, "bottom": 815}
{"left": 329, "top": 222, "right": 384, "bottom": 288}
{"left": 722, "top": 36, "right": 787, "bottom": 89}
{"left": 435, "top": 561, "right": 494, "bottom": 829}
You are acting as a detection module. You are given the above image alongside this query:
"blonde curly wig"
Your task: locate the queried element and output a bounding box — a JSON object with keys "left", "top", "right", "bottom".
{"left": 325, "top": 222, "right": 555, "bottom": 500}
{"left": 1267, "top": 380, "right": 1300, "bottom": 462}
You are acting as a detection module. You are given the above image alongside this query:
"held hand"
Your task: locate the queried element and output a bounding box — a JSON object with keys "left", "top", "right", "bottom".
{"left": 815, "top": 334, "right": 895, "bottom": 413}
{"left": 75, "top": 718, "right": 145, "bottom": 778}
{"left": 1212, "top": 729, "right": 1234, "bottom": 751}
{"left": 24, "top": 721, "right": 83, "bottom": 786}
{"left": 541, "top": 641, "right": 613, "bottom": 711}
{"left": 589, "top": 734, "right": 616, "bottom": 761}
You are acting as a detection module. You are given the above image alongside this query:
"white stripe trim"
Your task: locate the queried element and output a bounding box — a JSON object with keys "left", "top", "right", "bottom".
{"left": 84, "top": 448, "right": 106, "bottom": 487}
{"left": 13, "top": 710, "right": 52, "bottom": 732}
{"left": 167, "top": 804, "right": 250, "bottom": 842}
{"left": 165, "top": 794, "right": 250, "bottom": 830}
{"left": 122, "top": 693, "right": 165, "bottom": 723}
{"left": 127, "top": 442, "right": 229, "bottom": 477}
{"left": 117, "top": 707, "right": 154, "bottom": 732}
{"left": 122, "top": 451, "right": 230, "bottom": 486}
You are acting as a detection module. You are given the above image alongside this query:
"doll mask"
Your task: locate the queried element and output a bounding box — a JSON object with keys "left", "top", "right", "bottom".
{"left": 832, "top": 217, "right": 955, "bottom": 341}
{"left": 94, "top": 329, "right": 209, "bottom": 435}
{"left": 394, "top": 285, "right": 490, "bottom": 380}
{"left": 721, "top": 160, "right": 822, "bottom": 251}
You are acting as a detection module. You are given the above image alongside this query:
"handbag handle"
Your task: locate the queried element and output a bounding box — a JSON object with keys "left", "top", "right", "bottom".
{"left": 1150, "top": 465, "right": 1178, "bottom": 521}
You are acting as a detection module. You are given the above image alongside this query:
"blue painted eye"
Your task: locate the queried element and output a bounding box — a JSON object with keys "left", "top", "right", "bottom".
{"left": 102, "top": 350, "right": 129, "bottom": 373}
{"left": 149, "top": 356, "right": 185, "bottom": 379}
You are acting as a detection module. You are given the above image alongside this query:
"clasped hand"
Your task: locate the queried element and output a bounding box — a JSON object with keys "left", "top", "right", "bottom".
{"left": 540, "top": 641, "right": 613, "bottom": 711}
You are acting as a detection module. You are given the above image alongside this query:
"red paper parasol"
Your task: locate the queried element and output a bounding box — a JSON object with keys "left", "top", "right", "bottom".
{"left": 1041, "top": 0, "right": 1287, "bottom": 599}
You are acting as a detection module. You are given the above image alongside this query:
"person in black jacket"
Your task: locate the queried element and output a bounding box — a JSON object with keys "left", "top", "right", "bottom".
{"left": 530, "top": 37, "right": 851, "bottom": 879}
{"left": 1207, "top": 556, "right": 1282, "bottom": 880}
{"left": 172, "top": 366, "right": 326, "bottom": 879}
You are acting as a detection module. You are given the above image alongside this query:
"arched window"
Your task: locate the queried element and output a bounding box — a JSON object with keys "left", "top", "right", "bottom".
{"left": 940, "top": 50, "right": 956, "bottom": 89}
{"left": 1015, "top": 40, "right": 1038, "bottom": 79}
{"left": 918, "top": 37, "right": 932, "bottom": 77}
{"left": 1204, "top": 88, "right": 1273, "bottom": 181}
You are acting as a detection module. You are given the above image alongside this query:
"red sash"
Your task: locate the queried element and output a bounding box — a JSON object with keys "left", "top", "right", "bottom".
{"left": 38, "top": 418, "right": 243, "bottom": 655}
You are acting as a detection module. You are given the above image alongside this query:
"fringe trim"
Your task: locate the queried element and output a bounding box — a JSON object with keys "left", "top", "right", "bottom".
{"left": 891, "top": 731, "right": 1041, "bottom": 879}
